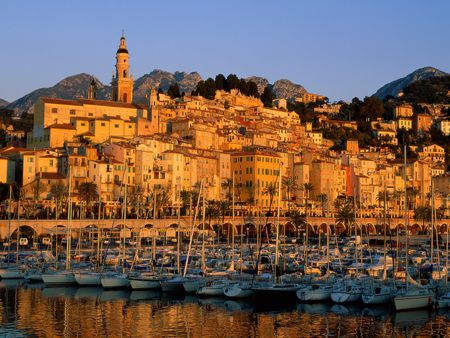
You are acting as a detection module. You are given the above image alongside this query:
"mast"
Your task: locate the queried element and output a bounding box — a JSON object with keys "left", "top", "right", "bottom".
{"left": 7, "top": 186, "right": 12, "bottom": 262}
{"left": 431, "top": 180, "right": 434, "bottom": 268}
{"left": 122, "top": 171, "right": 127, "bottom": 273}
{"left": 403, "top": 143, "right": 409, "bottom": 290}
{"left": 97, "top": 192, "right": 102, "bottom": 268}
{"left": 176, "top": 184, "right": 181, "bottom": 275}
{"left": 16, "top": 195, "right": 20, "bottom": 265}
{"left": 383, "top": 184, "right": 387, "bottom": 280}
{"left": 274, "top": 161, "right": 282, "bottom": 274}
{"left": 66, "top": 166, "right": 73, "bottom": 271}
{"left": 201, "top": 182, "right": 206, "bottom": 274}
{"left": 353, "top": 190, "right": 358, "bottom": 275}
{"left": 183, "top": 180, "right": 202, "bottom": 277}
{"left": 231, "top": 171, "right": 235, "bottom": 271}
{"left": 152, "top": 184, "right": 157, "bottom": 261}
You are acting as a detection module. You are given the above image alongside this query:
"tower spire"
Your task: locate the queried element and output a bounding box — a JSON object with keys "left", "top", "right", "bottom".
{"left": 111, "top": 34, "right": 133, "bottom": 103}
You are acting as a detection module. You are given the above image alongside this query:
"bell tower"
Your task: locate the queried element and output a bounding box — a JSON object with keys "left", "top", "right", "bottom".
{"left": 111, "top": 34, "right": 134, "bottom": 103}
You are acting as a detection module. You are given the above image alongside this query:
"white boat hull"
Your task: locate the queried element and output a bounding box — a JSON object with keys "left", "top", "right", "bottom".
{"left": 362, "top": 293, "right": 392, "bottom": 305}
{"left": 74, "top": 272, "right": 102, "bottom": 286}
{"left": 330, "top": 291, "right": 361, "bottom": 304}
{"left": 42, "top": 271, "right": 77, "bottom": 286}
{"left": 101, "top": 274, "right": 130, "bottom": 289}
{"left": 297, "top": 286, "right": 332, "bottom": 302}
{"left": 130, "top": 278, "right": 161, "bottom": 290}
{"left": 223, "top": 285, "right": 254, "bottom": 299}
{"left": 160, "top": 278, "right": 185, "bottom": 292}
{"left": 394, "top": 293, "right": 432, "bottom": 311}
{"left": 197, "top": 285, "right": 225, "bottom": 296}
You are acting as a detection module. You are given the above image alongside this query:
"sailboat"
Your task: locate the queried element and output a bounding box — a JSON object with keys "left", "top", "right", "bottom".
{"left": 42, "top": 167, "right": 77, "bottom": 286}
{"left": 0, "top": 187, "right": 24, "bottom": 279}
{"left": 362, "top": 187, "right": 394, "bottom": 305}
{"left": 252, "top": 162, "right": 300, "bottom": 300}
{"left": 393, "top": 143, "right": 433, "bottom": 311}
{"left": 101, "top": 169, "right": 130, "bottom": 289}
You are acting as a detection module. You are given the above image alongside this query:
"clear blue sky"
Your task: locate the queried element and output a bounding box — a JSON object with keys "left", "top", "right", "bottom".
{"left": 2, "top": 0, "right": 449, "bottom": 102}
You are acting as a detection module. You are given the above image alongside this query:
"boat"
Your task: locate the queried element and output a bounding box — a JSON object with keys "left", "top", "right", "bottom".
{"left": 361, "top": 281, "right": 393, "bottom": 305}
{"left": 100, "top": 272, "right": 130, "bottom": 289}
{"left": 182, "top": 276, "right": 205, "bottom": 294}
{"left": 0, "top": 266, "right": 24, "bottom": 279}
{"left": 330, "top": 278, "right": 363, "bottom": 304}
{"left": 160, "top": 276, "right": 186, "bottom": 292}
{"left": 129, "top": 273, "right": 167, "bottom": 290}
{"left": 437, "top": 292, "right": 450, "bottom": 308}
{"left": 42, "top": 270, "right": 77, "bottom": 286}
{"left": 223, "top": 282, "right": 254, "bottom": 299}
{"left": 297, "top": 283, "right": 332, "bottom": 302}
{"left": 197, "top": 279, "right": 228, "bottom": 297}
{"left": 252, "top": 283, "right": 300, "bottom": 300}
{"left": 24, "top": 268, "right": 43, "bottom": 283}
{"left": 74, "top": 271, "right": 102, "bottom": 286}
{"left": 394, "top": 286, "right": 433, "bottom": 311}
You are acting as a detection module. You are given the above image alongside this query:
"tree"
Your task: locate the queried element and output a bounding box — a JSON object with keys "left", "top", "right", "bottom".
{"left": 334, "top": 195, "right": 355, "bottom": 234}
{"left": 317, "top": 193, "right": 328, "bottom": 216}
{"left": 167, "top": 83, "right": 181, "bottom": 99}
{"left": 301, "top": 183, "right": 314, "bottom": 216}
{"left": 289, "top": 210, "right": 307, "bottom": 234}
{"left": 50, "top": 183, "right": 68, "bottom": 219}
{"left": 262, "top": 182, "right": 278, "bottom": 216}
{"left": 282, "top": 177, "right": 297, "bottom": 213}
{"left": 221, "top": 178, "right": 233, "bottom": 203}
{"left": 128, "top": 186, "right": 147, "bottom": 218}
{"left": 78, "top": 182, "right": 98, "bottom": 217}
{"left": 260, "top": 86, "right": 275, "bottom": 108}
{"left": 226, "top": 74, "right": 240, "bottom": 90}
{"left": 215, "top": 74, "right": 226, "bottom": 91}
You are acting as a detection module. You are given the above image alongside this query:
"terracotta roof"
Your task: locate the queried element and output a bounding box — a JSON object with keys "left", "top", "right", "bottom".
{"left": 40, "top": 172, "right": 66, "bottom": 180}
{"left": 41, "top": 97, "right": 148, "bottom": 110}
{"left": 45, "top": 123, "right": 76, "bottom": 130}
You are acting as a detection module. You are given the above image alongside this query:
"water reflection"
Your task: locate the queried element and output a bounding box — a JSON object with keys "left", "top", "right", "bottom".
{"left": 0, "top": 284, "right": 448, "bottom": 337}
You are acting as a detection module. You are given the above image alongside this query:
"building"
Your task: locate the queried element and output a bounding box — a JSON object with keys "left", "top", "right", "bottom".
{"left": 394, "top": 104, "right": 413, "bottom": 119}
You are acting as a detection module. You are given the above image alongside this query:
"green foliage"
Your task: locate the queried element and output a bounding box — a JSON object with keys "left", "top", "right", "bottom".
{"left": 192, "top": 74, "right": 260, "bottom": 100}
{"left": 400, "top": 75, "right": 450, "bottom": 104}
{"left": 260, "top": 86, "right": 275, "bottom": 108}
{"left": 167, "top": 83, "right": 181, "bottom": 99}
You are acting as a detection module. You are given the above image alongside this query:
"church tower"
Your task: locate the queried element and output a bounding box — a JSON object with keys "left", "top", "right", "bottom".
{"left": 111, "top": 34, "right": 134, "bottom": 103}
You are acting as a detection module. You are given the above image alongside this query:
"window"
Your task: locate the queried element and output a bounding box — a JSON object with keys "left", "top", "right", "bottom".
{"left": 81, "top": 122, "right": 85, "bottom": 126}
{"left": 88, "top": 113, "right": 93, "bottom": 117}
{"left": 69, "top": 109, "right": 76, "bottom": 115}
{"left": 51, "top": 108, "right": 58, "bottom": 113}
{"left": 50, "top": 159, "right": 54, "bottom": 166}
{"left": 101, "top": 123, "right": 106, "bottom": 127}
{"left": 114, "top": 124, "right": 119, "bottom": 128}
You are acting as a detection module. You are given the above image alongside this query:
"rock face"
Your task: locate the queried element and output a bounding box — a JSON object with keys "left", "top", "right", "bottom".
{"left": 0, "top": 99, "right": 9, "bottom": 108}
{"left": 245, "top": 76, "right": 307, "bottom": 101}
{"left": 272, "top": 79, "right": 307, "bottom": 101}
{"left": 133, "top": 69, "right": 202, "bottom": 104}
{"left": 7, "top": 69, "right": 308, "bottom": 113}
{"left": 374, "top": 67, "right": 448, "bottom": 100}
{"left": 6, "top": 73, "right": 110, "bottom": 114}
{"left": 245, "top": 76, "right": 269, "bottom": 95}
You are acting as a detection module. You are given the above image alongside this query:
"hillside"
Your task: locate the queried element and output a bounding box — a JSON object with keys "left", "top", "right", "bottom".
{"left": 373, "top": 67, "right": 448, "bottom": 100}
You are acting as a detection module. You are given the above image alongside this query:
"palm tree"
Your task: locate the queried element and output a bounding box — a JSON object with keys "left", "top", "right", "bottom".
{"left": 316, "top": 193, "right": 328, "bottom": 217}
{"left": 301, "top": 183, "right": 314, "bottom": 216}
{"left": 78, "top": 182, "right": 99, "bottom": 218}
{"left": 414, "top": 206, "right": 432, "bottom": 232}
{"left": 408, "top": 187, "right": 420, "bottom": 211}
{"left": 128, "top": 186, "right": 146, "bottom": 218}
{"left": 282, "top": 177, "right": 297, "bottom": 214}
{"left": 334, "top": 195, "right": 355, "bottom": 234}
{"left": 262, "top": 182, "right": 278, "bottom": 215}
{"left": 221, "top": 178, "right": 233, "bottom": 203}
{"left": 50, "top": 182, "right": 68, "bottom": 219}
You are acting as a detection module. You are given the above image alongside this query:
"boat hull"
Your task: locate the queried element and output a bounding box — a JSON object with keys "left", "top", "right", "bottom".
{"left": 224, "top": 285, "right": 254, "bottom": 299}
{"left": 129, "top": 278, "right": 161, "bottom": 290}
{"left": 101, "top": 275, "right": 130, "bottom": 289}
{"left": 394, "top": 294, "right": 432, "bottom": 311}
{"left": 330, "top": 291, "right": 361, "bottom": 304}
{"left": 0, "top": 268, "right": 23, "bottom": 279}
{"left": 74, "top": 272, "right": 102, "bottom": 286}
{"left": 297, "top": 286, "right": 332, "bottom": 302}
{"left": 42, "top": 272, "right": 77, "bottom": 286}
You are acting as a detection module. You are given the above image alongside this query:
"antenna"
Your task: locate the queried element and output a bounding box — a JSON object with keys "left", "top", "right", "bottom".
{"left": 122, "top": 29, "right": 124, "bottom": 37}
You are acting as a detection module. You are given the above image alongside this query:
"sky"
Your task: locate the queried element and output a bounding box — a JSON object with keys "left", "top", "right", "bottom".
{"left": 1, "top": 0, "right": 450, "bottom": 103}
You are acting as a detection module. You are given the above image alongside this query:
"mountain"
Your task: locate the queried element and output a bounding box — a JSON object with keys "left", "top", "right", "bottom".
{"left": 272, "top": 79, "right": 307, "bottom": 101}
{"left": 245, "top": 76, "right": 269, "bottom": 95}
{"left": 0, "top": 99, "right": 9, "bottom": 108}
{"left": 6, "top": 73, "right": 110, "bottom": 114}
{"left": 374, "top": 67, "right": 449, "bottom": 100}
{"left": 7, "top": 69, "right": 307, "bottom": 113}
{"left": 133, "top": 69, "right": 202, "bottom": 104}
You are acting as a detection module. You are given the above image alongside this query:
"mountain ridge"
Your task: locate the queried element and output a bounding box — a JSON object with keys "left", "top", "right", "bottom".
{"left": 373, "top": 66, "right": 448, "bottom": 99}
